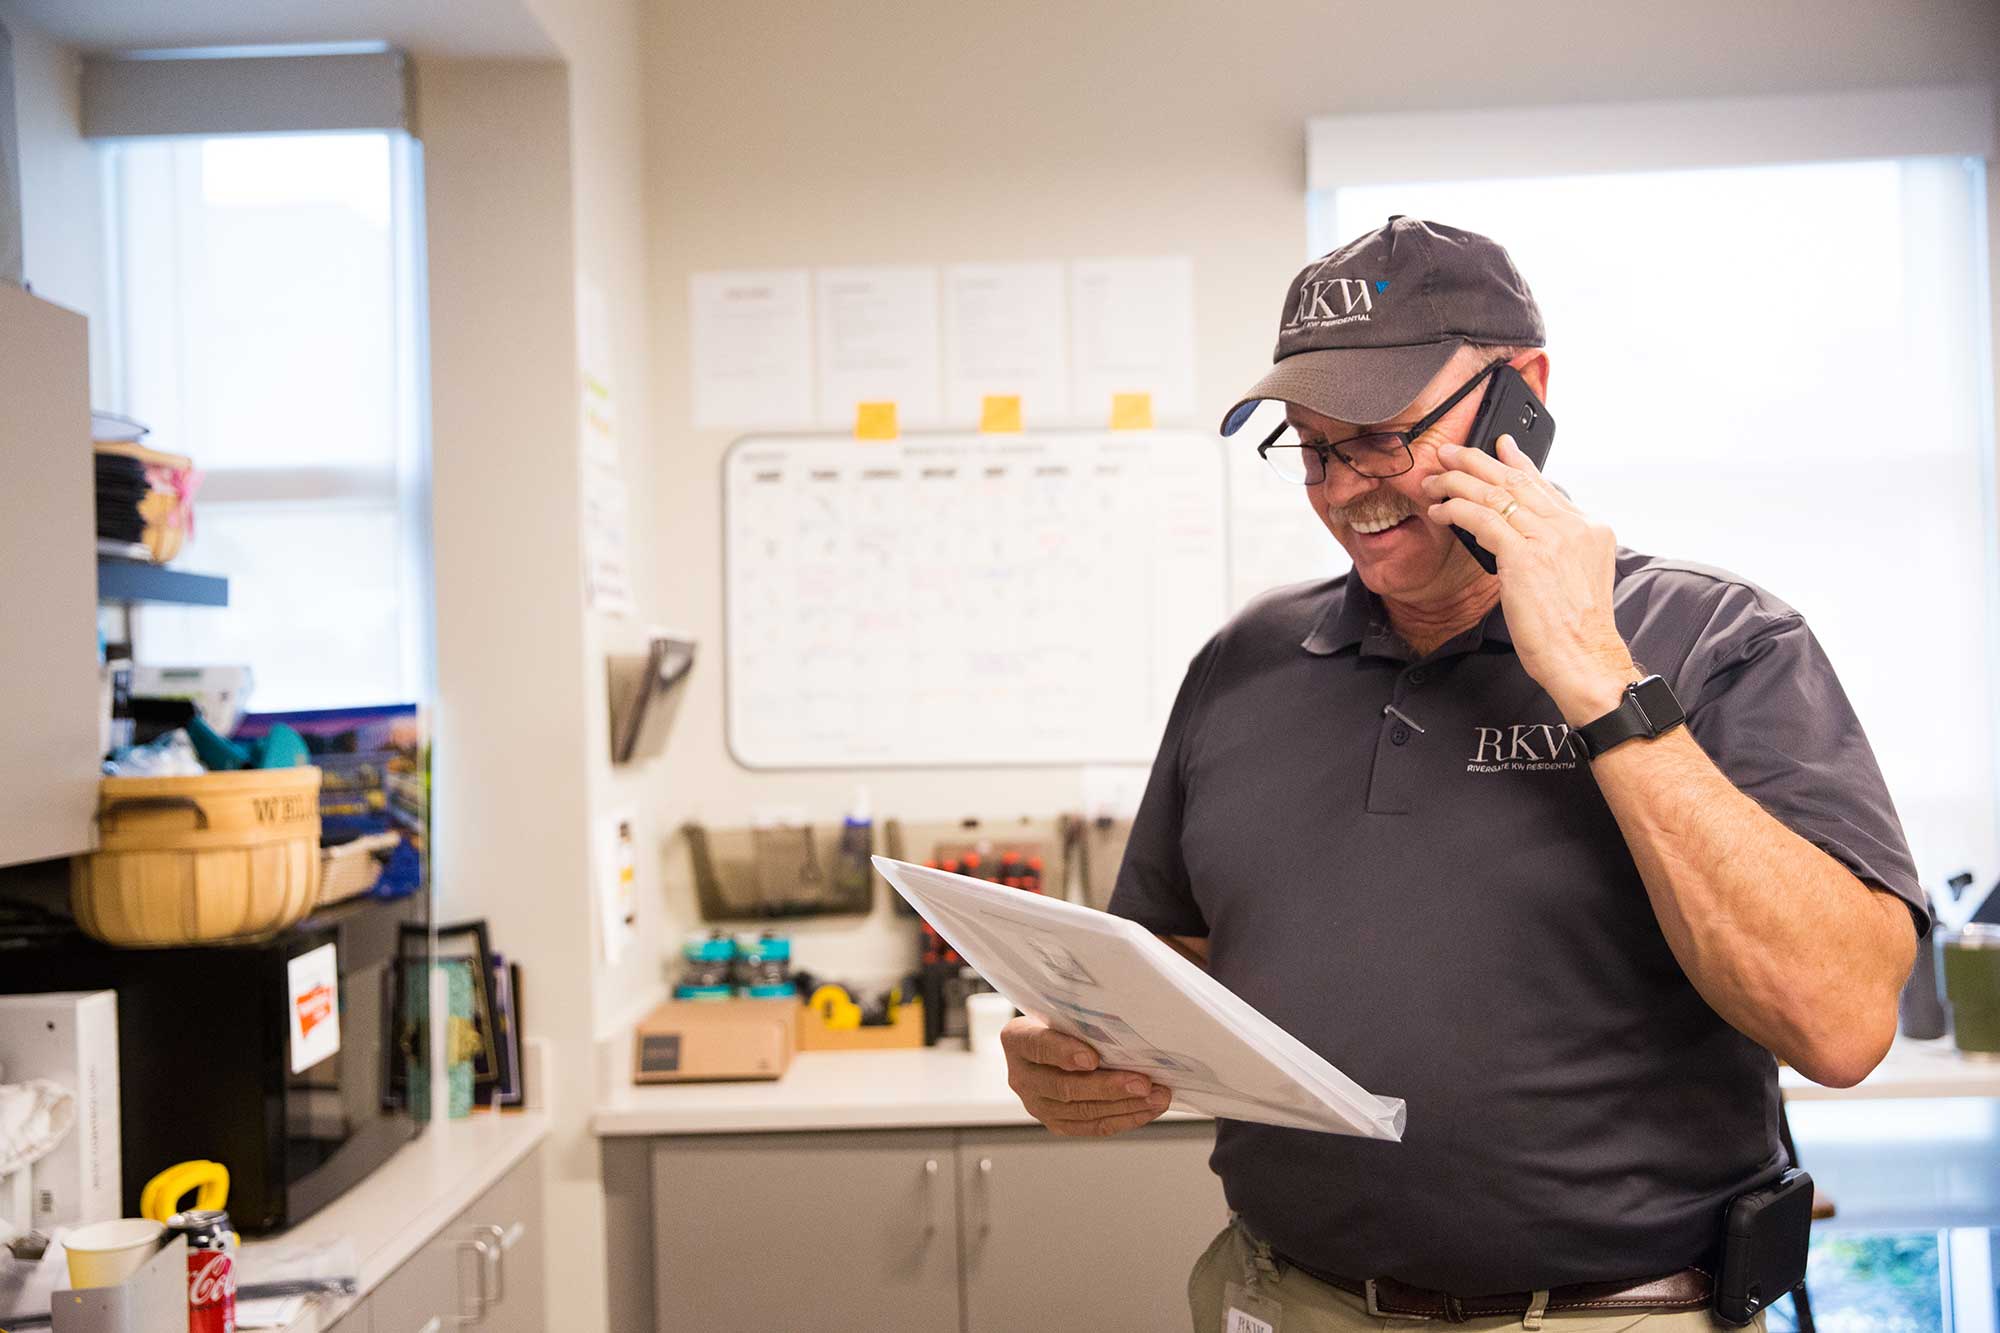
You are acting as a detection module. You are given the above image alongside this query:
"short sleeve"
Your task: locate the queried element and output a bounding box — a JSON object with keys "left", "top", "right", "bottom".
{"left": 1684, "top": 594, "right": 1930, "bottom": 936}
{"left": 1106, "top": 636, "right": 1220, "bottom": 937}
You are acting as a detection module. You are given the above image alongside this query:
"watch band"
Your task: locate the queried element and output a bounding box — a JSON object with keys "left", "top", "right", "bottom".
{"left": 1574, "top": 674, "right": 1686, "bottom": 759}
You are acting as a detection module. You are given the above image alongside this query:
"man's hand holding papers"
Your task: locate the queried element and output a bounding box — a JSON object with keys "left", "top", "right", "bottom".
{"left": 1000, "top": 1014, "right": 1175, "bottom": 1137}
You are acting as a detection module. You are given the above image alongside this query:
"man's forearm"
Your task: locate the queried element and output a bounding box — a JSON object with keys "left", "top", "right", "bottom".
{"left": 1587, "top": 726, "right": 1915, "bottom": 1086}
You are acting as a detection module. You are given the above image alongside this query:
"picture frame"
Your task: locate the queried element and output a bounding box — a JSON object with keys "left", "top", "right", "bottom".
{"left": 491, "top": 953, "right": 525, "bottom": 1109}
{"left": 435, "top": 918, "right": 499, "bottom": 1098}
{"left": 387, "top": 920, "right": 433, "bottom": 1117}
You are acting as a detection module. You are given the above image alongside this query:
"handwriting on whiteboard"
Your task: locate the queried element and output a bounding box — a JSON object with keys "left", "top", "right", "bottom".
{"left": 724, "top": 431, "right": 1228, "bottom": 769}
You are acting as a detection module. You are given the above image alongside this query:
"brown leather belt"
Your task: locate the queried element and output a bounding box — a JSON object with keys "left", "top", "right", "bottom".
{"left": 1277, "top": 1251, "right": 1713, "bottom": 1324}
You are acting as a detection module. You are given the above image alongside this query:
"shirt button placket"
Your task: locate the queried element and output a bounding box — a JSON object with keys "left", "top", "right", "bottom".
{"left": 1367, "top": 678, "right": 1421, "bottom": 815}
{"left": 1394, "top": 667, "right": 1425, "bottom": 743}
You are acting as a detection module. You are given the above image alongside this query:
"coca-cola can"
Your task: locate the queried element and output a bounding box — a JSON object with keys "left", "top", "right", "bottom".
{"left": 168, "top": 1209, "right": 237, "bottom": 1333}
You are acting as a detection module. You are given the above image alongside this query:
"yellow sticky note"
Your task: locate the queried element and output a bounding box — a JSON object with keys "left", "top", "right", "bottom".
{"left": 979, "top": 394, "right": 1023, "bottom": 433}
{"left": 1109, "top": 392, "right": 1154, "bottom": 431}
{"left": 854, "top": 401, "right": 899, "bottom": 440}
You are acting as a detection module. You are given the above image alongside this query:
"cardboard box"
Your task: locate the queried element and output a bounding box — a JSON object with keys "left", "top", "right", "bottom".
{"left": 795, "top": 1000, "right": 924, "bottom": 1052}
{"left": 0, "top": 990, "right": 121, "bottom": 1230}
{"left": 632, "top": 1000, "right": 794, "bottom": 1083}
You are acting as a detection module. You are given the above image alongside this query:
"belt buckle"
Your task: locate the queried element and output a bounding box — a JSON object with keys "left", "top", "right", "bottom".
{"left": 1363, "top": 1279, "right": 1432, "bottom": 1322}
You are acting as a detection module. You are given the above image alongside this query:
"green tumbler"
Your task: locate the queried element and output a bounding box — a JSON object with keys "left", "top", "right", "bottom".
{"left": 1943, "top": 924, "right": 2000, "bottom": 1059}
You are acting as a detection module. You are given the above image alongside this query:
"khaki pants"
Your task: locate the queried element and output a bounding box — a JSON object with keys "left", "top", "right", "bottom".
{"left": 1189, "top": 1218, "right": 1765, "bottom": 1333}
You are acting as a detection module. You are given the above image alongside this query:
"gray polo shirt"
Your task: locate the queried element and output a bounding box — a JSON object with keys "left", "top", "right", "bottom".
{"left": 1109, "top": 548, "right": 1926, "bottom": 1295}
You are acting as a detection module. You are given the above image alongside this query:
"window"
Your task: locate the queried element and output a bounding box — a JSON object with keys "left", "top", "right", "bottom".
{"left": 103, "top": 130, "right": 430, "bottom": 713}
{"left": 1280, "top": 92, "right": 1998, "bottom": 897}
{"left": 1777, "top": 1095, "right": 2000, "bottom": 1330}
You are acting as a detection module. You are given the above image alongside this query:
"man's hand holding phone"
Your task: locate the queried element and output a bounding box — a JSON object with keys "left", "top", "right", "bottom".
{"left": 1001, "top": 1014, "right": 1174, "bottom": 1137}
{"left": 1421, "top": 434, "right": 1637, "bottom": 727}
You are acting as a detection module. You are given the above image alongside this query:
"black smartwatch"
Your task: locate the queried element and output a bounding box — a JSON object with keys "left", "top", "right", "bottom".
{"left": 1573, "top": 674, "right": 1685, "bottom": 759}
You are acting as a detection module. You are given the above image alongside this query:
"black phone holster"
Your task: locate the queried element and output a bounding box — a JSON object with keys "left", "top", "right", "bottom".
{"left": 1712, "top": 1167, "right": 1815, "bottom": 1325}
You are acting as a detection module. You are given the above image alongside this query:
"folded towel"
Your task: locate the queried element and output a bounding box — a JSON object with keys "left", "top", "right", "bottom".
{"left": 0, "top": 1080, "right": 75, "bottom": 1177}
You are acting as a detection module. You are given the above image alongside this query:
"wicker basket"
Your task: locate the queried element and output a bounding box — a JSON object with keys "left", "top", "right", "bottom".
{"left": 72, "top": 767, "right": 323, "bottom": 947}
{"left": 319, "top": 831, "right": 399, "bottom": 907}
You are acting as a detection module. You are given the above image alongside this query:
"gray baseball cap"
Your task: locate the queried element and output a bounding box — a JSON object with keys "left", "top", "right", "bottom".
{"left": 1219, "top": 216, "right": 1545, "bottom": 436}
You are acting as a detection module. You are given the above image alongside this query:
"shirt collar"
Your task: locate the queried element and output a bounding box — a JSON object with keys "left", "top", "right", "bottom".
{"left": 1300, "top": 576, "right": 1514, "bottom": 659}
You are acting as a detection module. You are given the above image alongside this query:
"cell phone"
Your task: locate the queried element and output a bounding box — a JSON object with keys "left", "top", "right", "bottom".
{"left": 1713, "top": 1167, "right": 1814, "bottom": 1326}
{"left": 1450, "top": 362, "right": 1556, "bottom": 574}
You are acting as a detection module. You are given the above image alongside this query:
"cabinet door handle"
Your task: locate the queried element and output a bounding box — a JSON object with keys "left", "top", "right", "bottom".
{"left": 476, "top": 1224, "right": 507, "bottom": 1305}
{"left": 921, "top": 1158, "right": 939, "bottom": 1238}
{"left": 975, "top": 1157, "right": 993, "bottom": 1237}
{"left": 453, "top": 1237, "right": 492, "bottom": 1325}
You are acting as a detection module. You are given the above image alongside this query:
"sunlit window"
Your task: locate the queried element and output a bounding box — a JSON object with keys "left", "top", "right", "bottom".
{"left": 104, "top": 131, "right": 430, "bottom": 712}
{"left": 1253, "top": 156, "right": 1997, "bottom": 896}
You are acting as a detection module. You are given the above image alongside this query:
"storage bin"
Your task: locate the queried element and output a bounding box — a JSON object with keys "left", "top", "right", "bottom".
{"left": 794, "top": 999, "right": 925, "bottom": 1052}
{"left": 679, "top": 820, "right": 878, "bottom": 920}
{"left": 1070, "top": 813, "right": 1132, "bottom": 911}
{"left": 882, "top": 815, "right": 1074, "bottom": 913}
{"left": 319, "top": 830, "right": 400, "bottom": 907}
{"left": 71, "top": 767, "right": 322, "bottom": 946}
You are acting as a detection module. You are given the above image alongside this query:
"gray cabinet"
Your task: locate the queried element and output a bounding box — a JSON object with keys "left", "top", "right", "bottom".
{"left": 367, "top": 1145, "right": 545, "bottom": 1333}
{"left": 958, "top": 1125, "right": 1224, "bottom": 1333}
{"left": 368, "top": 1224, "right": 458, "bottom": 1333}
{"left": 650, "top": 1130, "right": 960, "bottom": 1333}
{"left": 0, "top": 283, "right": 100, "bottom": 868}
{"left": 458, "top": 1141, "right": 545, "bottom": 1333}
{"left": 645, "top": 1123, "right": 1221, "bottom": 1333}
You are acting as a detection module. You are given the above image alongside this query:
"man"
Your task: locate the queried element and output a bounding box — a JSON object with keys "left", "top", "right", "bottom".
{"left": 1000, "top": 217, "right": 1926, "bottom": 1330}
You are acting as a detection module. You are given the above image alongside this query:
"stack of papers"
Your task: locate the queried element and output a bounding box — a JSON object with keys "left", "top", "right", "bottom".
{"left": 874, "top": 858, "right": 1405, "bottom": 1141}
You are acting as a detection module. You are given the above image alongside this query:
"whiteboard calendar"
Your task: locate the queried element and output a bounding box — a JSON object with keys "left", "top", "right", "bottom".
{"left": 724, "top": 431, "right": 1229, "bottom": 768}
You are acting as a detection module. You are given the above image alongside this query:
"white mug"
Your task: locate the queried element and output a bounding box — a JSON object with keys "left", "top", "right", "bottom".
{"left": 964, "top": 992, "right": 1016, "bottom": 1056}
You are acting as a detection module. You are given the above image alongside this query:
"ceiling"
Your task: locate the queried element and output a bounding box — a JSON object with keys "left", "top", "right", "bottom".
{"left": 6, "top": 0, "right": 557, "bottom": 59}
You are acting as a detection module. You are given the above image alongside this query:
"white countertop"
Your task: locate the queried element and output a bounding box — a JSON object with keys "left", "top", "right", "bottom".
{"left": 593, "top": 1035, "right": 2000, "bottom": 1138}
{"left": 1778, "top": 1035, "right": 2000, "bottom": 1101}
{"left": 251, "top": 1110, "right": 548, "bottom": 1332}
{"left": 593, "top": 1047, "right": 1051, "bottom": 1136}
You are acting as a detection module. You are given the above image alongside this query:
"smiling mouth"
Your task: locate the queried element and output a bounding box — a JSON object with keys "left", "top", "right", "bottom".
{"left": 1346, "top": 512, "right": 1414, "bottom": 536}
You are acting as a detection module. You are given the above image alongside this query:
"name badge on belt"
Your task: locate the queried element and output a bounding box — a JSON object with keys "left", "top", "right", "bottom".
{"left": 1223, "top": 1280, "right": 1281, "bottom": 1333}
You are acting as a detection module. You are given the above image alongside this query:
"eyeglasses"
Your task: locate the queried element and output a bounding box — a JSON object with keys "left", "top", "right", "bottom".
{"left": 1256, "top": 360, "right": 1505, "bottom": 485}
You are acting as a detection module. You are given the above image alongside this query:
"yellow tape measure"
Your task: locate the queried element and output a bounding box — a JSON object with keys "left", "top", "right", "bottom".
{"left": 808, "top": 984, "right": 862, "bottom": 1030}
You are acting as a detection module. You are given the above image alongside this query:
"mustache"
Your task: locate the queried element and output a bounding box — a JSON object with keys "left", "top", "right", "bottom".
{"left": 1329, "top": 492, "right": 1419, "bottom": 528}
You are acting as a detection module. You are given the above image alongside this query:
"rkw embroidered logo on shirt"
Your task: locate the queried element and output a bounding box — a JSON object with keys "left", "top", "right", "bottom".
{"left": 1466, "top": 722, "right": 1581, "bottom": 773}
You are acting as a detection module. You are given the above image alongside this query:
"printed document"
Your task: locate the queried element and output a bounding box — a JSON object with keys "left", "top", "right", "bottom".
{"left": 875, "top": 857, "right": 1405, "bottom": 1140}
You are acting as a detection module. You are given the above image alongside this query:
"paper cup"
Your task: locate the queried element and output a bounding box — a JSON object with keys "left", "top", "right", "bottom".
{"left": 63, "top": 1218, "right": 166, "bottom": 1288}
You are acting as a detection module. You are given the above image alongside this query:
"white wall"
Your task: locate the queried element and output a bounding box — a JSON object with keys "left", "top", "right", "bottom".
{"left": 415, "top": 49, "right": 617, "bottom": 1333}
{"left": 420, "top": 2, "right": 665, "bottom": 1324}
{"left": 1, "top": 0, "right": 109, "bottom": 396}
{"left": 639, "top": 0, "right": 2000, "bottom": 986}
{"left": 514, "top": 0, "right": 671, "bottom": 1046}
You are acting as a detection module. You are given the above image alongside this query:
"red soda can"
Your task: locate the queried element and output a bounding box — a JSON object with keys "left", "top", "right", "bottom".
{"left": 169, "top": 1209, "right": 237, "bottom": 1333}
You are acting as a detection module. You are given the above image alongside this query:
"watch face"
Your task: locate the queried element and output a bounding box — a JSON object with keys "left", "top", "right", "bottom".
{"left": 1631, "top": 675, "right": 1684, "bottom": 731}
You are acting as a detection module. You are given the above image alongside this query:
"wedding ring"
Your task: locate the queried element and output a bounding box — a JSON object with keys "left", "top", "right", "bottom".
{"left": 1497, "top": 498, "right": 1521, "bottom": 520}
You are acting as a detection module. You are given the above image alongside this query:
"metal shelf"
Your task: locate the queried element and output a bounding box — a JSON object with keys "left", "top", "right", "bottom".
{"left": 96, "top": 555, "right": 229, "bottom": 607}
